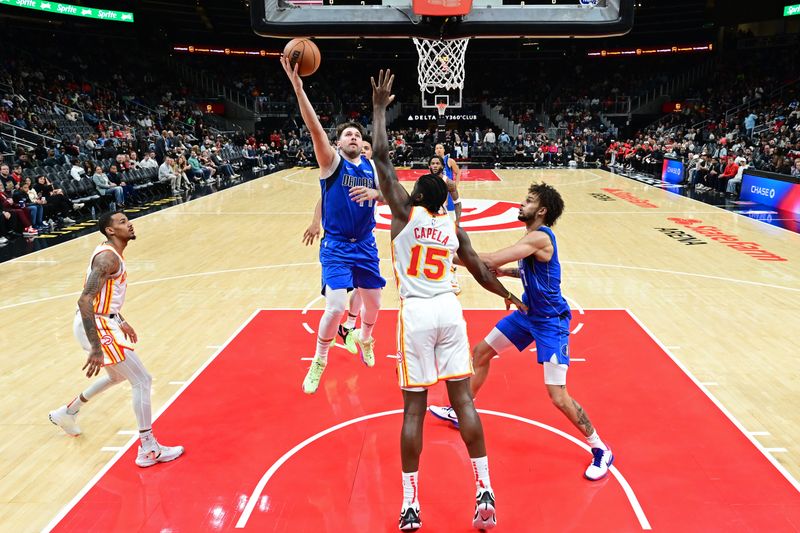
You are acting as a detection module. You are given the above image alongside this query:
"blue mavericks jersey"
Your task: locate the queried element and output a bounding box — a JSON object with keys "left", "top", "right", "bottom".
{"left": 442, "top": 154, "right": 456, "bottom": 211}
{"left": 321, "top": 154, "right": 377, "bottom": 242}
{"left": 518, "top": 226, "right": 572, "bottom": 319}
{"left": 443, "top": 154, "right": 454, "bottom": 180}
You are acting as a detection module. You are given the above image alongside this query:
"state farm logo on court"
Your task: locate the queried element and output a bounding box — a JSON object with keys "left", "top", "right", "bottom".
{"left": 375, "top": 199, "right": 525, "bottom": 233}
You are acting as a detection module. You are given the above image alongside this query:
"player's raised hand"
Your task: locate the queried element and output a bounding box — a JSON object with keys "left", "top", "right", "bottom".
{"left": 371, "top": 69, "right": 395, "bottom": 109}
{"left": 280, "top": 55, "right": 303, "bottom": 92}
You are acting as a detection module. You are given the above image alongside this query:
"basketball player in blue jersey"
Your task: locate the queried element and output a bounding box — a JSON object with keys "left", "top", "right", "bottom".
{"left": 281, "top": 56, "right": 385, "bottom": 395}
{"left": 430, "top": 182, "right": 615, "bottom": 481}
{"left": 303, "top": 139, "right": 381, "bottom": 355}
{"left": 429, "top": 154, "right": 462, "bottom": 294}
{"left": 434, "top": 143, "right": 462, "bottom": 223}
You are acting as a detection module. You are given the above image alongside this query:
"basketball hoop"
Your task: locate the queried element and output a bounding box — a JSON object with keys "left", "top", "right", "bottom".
{"left": 413, "top": 37, "right": 469, "bottom": 110}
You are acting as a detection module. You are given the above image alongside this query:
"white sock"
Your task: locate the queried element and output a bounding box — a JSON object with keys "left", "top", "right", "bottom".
{"left": 360, "top": 322, "right": 375, "bottom": 342}
{"left": 344, "top": 313, "right": 357, "bottom": 329}
{"left": 471, "top": 456, "right": 492, "bottom": 490}
{"left": 586, "top": 430, "right": 608, "bottom": 451}
{"left": 139, "top": 429, "right": 153, "bottom": 444}
{"left": 66, "top": 396, "right": 85, "bottom": 415}
{"left": 402, "top": 471, "right": 419, "bottom": 507}
{"left": 314, "top": 337, "right": 332, "bottom": 363}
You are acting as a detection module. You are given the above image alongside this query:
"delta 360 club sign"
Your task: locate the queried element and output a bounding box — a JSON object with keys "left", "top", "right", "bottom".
{"left": 375, "top": 199, "right": 525, "bottom": 232}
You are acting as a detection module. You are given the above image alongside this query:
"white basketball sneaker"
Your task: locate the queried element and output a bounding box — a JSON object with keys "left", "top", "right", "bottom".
{"left": 136, "top": 434, "right": 185, "bottom": 468}
{"left": 428, "top": 405, "right": 459, "bottom": 428}
{"left": 472, "top": 487, "right": 497, "bottom": 530}
{"left": 584, "top": 447, "right": 614, "bottom": 481}
{"left": 48, "top": 405, "right": 81, "bottom": 436}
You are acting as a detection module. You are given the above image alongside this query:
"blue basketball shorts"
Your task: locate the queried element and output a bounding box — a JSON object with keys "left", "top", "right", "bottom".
{"left": 319, "top": 235, "right": 386, "bottom": 294}
{"left": 494, "top": 310, "right": 570, "bottom": 365}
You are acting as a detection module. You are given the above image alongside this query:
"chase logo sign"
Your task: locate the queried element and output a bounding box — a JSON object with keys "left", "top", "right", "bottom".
{"left": 661, "top": 158, "right": 684, "bottom": 184}
{"left": 375, "top": 199, "right": 524, "bottom": 233}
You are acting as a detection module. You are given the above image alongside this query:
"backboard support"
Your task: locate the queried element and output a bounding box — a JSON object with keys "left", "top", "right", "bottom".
{"left": 251, "top": 0, "right": 634, "bottom": 40}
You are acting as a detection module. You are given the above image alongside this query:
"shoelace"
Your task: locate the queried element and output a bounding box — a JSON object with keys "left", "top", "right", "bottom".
{"left": 591, "top": 448, "right": 606, "bottom": 467}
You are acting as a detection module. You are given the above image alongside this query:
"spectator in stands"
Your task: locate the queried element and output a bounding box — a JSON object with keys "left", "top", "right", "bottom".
{"left": 210, "top": 149, "right": 237, "bottom": 179}
{"left": 70, "top": 159, "right": 85, "bottom": 181}
{"left": 188, "top": 150, "right": 212, "bottom": 182}
{"left": 13, "top": 181, "right": 45, "bottom": 231}
{"left": 792, "top": 158, "right": 800, "bottom": 178}
{"left": 92, "top": 165, "right": 125, "bottom": 207}
{"left": 726, "top": 156, "right": 749, "bottom": 197}
{"left": 0, "top": 164, "right": 11, "bottom": 185}
{"left": 483, "top": 128, "right": 496, "bottom": 145}
{"left": 34, "top": 175, "right": 79, "bottom": 224}
{"left": 0, "top": 187, "right": 35, "bottom": 236}
{"left": 744, "top": 112, "right": 757, "bottom": 138}
{"left": 717, "top": 156, "right": 739, "bottom": 193}
{"left": 139, "top": 152, "right": 159, "bottom": 172}
{"left": 498, "top": 130, "right": 511, "bottom": 144}
{"left": 10, "top": 164, "right": 23, "bottom": 185}
{"left": 159, "top": 156, "right": 180, "bottom": 195}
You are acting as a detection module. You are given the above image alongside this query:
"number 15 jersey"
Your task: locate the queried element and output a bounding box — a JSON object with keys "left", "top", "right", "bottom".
{"left": 391, "top": 206, "right": 458, "bottom": 299}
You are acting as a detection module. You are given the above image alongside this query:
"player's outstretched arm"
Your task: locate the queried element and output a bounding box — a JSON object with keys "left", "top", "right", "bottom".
{"left": 456, "top": 227, "right": 527, "bottom": 311}
{"left": 371, "top": 69, "right": 410, "bottom": 224}
{"left": 479, "top": 231, "right": 553, "bottom": 269}
{"left": 77, "top": 251, "right": 119, "bottom": 378}
{"left": 280, "top": 56, "right": 335, "bottom": 171}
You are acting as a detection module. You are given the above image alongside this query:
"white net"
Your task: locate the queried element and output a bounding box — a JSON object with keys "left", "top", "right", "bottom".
{"left": 412, "top": 37, "right": 470, "bottom": 94}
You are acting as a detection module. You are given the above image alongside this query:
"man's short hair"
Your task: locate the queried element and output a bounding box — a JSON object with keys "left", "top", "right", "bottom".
{"left": 98, "top": 210, "right": 124, "bottom": 237}
{"left": 335, "top": 122, "right": 366, "bottom": 141}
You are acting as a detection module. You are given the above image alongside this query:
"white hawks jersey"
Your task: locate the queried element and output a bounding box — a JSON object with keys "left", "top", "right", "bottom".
{"left": 85, "top": 243, "right": 127, "bottom": 314}
{"left": 391, "top": 206, "right": 459, "bottom": 299}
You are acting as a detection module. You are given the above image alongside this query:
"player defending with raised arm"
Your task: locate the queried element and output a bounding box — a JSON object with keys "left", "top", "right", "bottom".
{"left": 373, "top": 69, "right": 526, "bottom": 531}
{"left": 303, "top": 139, "right": 381, "bottom": 355}
{"left": 282, "top": 56, "right": 385, "bottom": 394}
{"left": 429, "top": 183, "right": 615, "bottom": 481}
{"left": 48, "top": 211, "right": 183, "bottom": 468}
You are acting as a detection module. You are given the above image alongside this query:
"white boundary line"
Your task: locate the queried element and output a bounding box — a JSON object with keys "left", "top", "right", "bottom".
{"left": 234, "top": 408, "right": 651, "bottom": 530}
{"left": 42, "top": 309, "right": 262, "bottom": 533}
{"left": 624, "top": 309, "right": 800, "bottom": 494}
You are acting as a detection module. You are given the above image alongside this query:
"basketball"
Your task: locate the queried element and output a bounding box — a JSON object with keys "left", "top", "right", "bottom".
{"left": 283, "top": 38, "right": 321, "bottom": 77}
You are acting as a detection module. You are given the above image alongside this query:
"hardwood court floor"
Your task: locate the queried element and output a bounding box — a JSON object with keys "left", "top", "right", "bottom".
{"left": 1, "top": 167, "right": 798, "bottom": 531}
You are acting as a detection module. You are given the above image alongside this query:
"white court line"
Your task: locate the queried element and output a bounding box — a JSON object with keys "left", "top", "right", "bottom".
{"left": 301, "top": 294, "right": 324, "bottom": 315}
{"left": 572, "top": 358, "right": 587, "bottom": 362}
{"left": 749, "top": 431, "right": 771, "bottom": 437}
{"left": 699, "top": 382, "right": 719, "bottom": 386}
{"left": 625, "top": 309, "right": 800, "bottom": 494}
{"left": 563, "top": 295, "right": 585, "bottom": 315}
{"left": 571, "top": 322, "right": 584, "bottom": 335}
{"left": 234, "top": 408, "right": 651, "bottom": 530}
{"left": 0, "top": 261, "right": 320, "bottom": 311}
{"left": 100, "top": 447, "right": 123, "bottom": 452}
{"left": 42, "top": 309, "right": 262, "bottom": 533}
{"left": 765, "top": 448, "right": 788, "bottom": 453}
{"left": 168, "top": 381, "right": 186, "bottom": 385}
{"left": 563, "top": 261, "right": 800, "bottom": 293}
{"left": 301, "top": 322, "right": 314, "bottom": 334}
{"left": 386, "top": 354, "right": 399, "bottom": 359}
{"left": 300, "top": 357, "right": 314, "bottom": 361}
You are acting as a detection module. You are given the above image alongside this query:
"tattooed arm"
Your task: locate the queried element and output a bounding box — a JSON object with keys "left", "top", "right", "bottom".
{"left": 77, "top": 251, "right": 119, "bottom": 377}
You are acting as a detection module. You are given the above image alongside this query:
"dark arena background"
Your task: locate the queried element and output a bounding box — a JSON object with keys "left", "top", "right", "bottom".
{"left": 0, "top": 0, "right": 799, "bottom": 531}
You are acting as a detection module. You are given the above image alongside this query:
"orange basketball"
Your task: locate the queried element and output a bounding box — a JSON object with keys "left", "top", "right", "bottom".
{"left": 283, "top": 38, "right": 321, "bottom": 77}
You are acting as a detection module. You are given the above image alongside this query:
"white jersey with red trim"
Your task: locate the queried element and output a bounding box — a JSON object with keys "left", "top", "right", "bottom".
{"left": 391, "top": 206, "right": 459, "bottom": 300}
{"left": 85, "top": 243, "right": 127, "bottom": 315}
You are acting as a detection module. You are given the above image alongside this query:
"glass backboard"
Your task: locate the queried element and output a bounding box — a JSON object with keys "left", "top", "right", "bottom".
{"left": 252, "top": 0, "right": 633, "bottom": 40}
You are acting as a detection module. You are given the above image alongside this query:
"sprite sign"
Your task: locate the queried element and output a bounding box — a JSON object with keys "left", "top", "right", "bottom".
{"left": 785, "top": 3, "right": 800, "bottom": 16}
{"left": 0, "top": 0, "right": 134, "bottom": 22}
